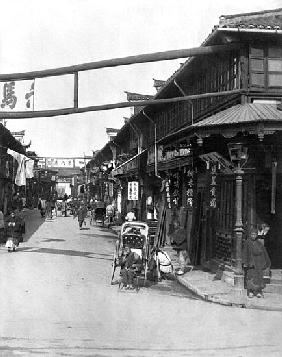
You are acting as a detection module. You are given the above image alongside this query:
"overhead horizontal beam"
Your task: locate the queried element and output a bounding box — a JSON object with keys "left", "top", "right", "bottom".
{"left": 0, "top": 89, "right": 242, "bottom": 119}
{"left": 0, "top": 44, "right": 240, "bottom": 81}
{"left": 35, "top": 156, "right": 92, "bottom": 159}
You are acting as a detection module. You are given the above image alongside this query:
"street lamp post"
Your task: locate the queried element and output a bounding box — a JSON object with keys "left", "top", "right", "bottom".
{"left": 228, "top": 142, "right": 248, "bottom": 291}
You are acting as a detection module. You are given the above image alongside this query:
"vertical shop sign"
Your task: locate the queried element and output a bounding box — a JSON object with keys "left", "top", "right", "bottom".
{"left": 171, "top": 172, "right": 180, "bottom": 206}
{"left": 185, "top": 166, "right": 194, "bottom": 208}
{"left": 165, "top": 179, "right": 171, "bottom": 208}
{"left": 128, "top": 181, "right": 139, "bottom": 200}
{"left": 210, "top": 164, "right": 217, "bottom": 208}
{"left": 108, "top": 182, "right": 114, "bottom": 197}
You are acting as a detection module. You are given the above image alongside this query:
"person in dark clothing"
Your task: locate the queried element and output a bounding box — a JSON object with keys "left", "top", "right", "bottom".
{"left": 12, "top": 193, "right": 23, "bottom": 212}
{"left": 243, "top": 228, "right": 271, "bottom": 298}
{"left": 75, "top": 204, "right": 88, "bottom": 229}
{"left": 170, "top": 220, "right": 190, "bottom": 275}
{"left": 38, "top": 198, "right": 46, "bottom": 218}
{"left": 61, "top": 199, "right": 68, "bottom": 217}
{"left": 5, "top": 212, "right": 24, "bottom": 252}
{"left": 119, "top": 247, "right": 143, "bottom": 289}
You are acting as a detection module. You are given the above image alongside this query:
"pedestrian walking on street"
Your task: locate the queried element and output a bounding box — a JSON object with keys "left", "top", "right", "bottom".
{"left": 5, "top": 211, "right": 24, "bottom": 252}
{"left": 242, "top": 228, "right": 271, "bottom": 298}
{"left": 106, "top": 202, "right": 115, "bottom": 226}
{"left": 38, "top": 197, "right": 46, "bottom": 218}
{"left": 46, "top": 199, "right": 52, "bottom": 219}
{"left": 75, "top": 203, "right": 88, "bottom": 229}
{"left": 61, "top": 199, "right": 68, "bottom": 217}
{"left": 51, "top": 196, "right": 57, "bottom": 217}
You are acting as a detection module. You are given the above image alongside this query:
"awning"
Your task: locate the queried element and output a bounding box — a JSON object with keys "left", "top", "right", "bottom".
{"left": 159, "top": 103, "right": 282, "bottom": 144}
{"left": 112, "top": 150, "right": 147, "bottom": 176}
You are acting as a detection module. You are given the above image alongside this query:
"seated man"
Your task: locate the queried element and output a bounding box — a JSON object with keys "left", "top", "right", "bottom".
{"left": 119, "top": 247, "right": 143, "bottom": 289}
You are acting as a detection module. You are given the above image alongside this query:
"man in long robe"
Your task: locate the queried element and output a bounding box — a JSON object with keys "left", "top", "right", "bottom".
{"left": 242, "top": 229, "right": 271, "bottom": 298}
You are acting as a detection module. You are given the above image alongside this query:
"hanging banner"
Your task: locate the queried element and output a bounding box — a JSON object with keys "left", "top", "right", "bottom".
{"left": 209, "top": 164, "right": 217, "bottom": 209}
{"left": 46, "top": 158, "right": 74, "bottom": 168}
{"left": 185, "top": 166, "right": 194, "bottom": 208}
{"left": 0, "top": 80, "right": 34, "bottom": 111}
{"left": 128, "top": 181, "right": 139, "bottom": 201}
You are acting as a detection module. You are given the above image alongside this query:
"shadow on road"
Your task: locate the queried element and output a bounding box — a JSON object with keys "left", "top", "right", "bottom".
{"left": 81, "top": 233, "right": 117, "bottom": 240}
{"left": 16, "top": 246, "right": 113, "bottom": 260}
{"left": 22, "top": 209, "right": 46, "bottom": 243}
{"left": 42, "top": 238, "right": 66, "bottom": 242}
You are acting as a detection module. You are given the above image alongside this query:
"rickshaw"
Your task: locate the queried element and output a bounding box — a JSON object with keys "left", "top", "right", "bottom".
{"left": 110, "top": 221, "right": 150, "bottom": 290}
{"left": 92, "top": 201, "right": 106, "bottom": 226}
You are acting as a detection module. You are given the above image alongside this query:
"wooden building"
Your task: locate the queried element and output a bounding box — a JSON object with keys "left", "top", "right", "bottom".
{"left": 94, "top": 8, "right": 282, "bottom": 288}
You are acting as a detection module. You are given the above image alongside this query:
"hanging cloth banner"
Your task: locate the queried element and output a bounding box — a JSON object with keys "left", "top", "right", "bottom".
{"left": 7, "top": 149, "right": 35, "bottom": 186}
{"left": 0, "top": 80, "right": 34, "bottom": 111}
{"left": 25, "top": 160, "right": 35, "bottom": 178}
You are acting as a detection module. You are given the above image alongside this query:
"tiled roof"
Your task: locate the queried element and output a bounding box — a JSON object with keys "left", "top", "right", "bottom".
{"left": 219, "top": 8, "right": 282, "bottom": 30}
{"left": 192, "top": 104, "right": 282, "bottom": 127}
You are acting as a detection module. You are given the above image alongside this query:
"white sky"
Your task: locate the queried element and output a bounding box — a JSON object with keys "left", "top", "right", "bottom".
{"left": 0, "top": 0, "right": 280, "bottom": 157}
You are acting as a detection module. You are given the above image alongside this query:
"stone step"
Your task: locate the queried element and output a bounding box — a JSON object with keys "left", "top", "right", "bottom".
{"left": 270, "top": 270, "right": 282, "bottom": 285}
{"left": 270, "top": 277, "right": 282, "bottom": 285}
{"left": 264, "top": 283, "right": 282, "bottom": 294}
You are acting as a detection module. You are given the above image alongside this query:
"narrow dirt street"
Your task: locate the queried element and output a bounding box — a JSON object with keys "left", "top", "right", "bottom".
{"left": 0, "top": 209, "right": 281, "bottom": 356}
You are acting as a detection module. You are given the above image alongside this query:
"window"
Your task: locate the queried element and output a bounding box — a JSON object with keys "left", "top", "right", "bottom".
{"left": 268, "top": 46, "right": 282, "bottom": 87}
{"left": 249, "top": 46, "right": 265, "bottom": 87}
{"left": 249, "top": 45, "right": 282, "bottom": 88}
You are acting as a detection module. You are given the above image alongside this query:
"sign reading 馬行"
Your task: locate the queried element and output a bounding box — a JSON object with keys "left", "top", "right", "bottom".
{"left": 0, "top": 80, "right": 34, "bottom": 111}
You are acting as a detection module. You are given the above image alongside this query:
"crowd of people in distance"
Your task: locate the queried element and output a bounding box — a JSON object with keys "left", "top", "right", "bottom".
{"left": 37, "top": 194, "right": 121, "bottom": 231}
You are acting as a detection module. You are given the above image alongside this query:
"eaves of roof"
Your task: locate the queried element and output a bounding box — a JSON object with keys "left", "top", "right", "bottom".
{"left": 0, "top": 123, "right": 26, "bottom": 155}
{"left": 219, "top": 7, "right": 282, "bottom": 30}
{"left": 159, "top": 103, "right": 282, "bottom": 144}
{"left": 192, "top": 103, "right": 282, "bottom": 127}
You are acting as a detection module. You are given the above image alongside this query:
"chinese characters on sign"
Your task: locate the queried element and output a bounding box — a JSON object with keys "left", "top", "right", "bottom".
{"left": 37, "top": 158, "right": 90, "bottom": 169}
{"left": 1, "top": 82, "right": 17, "bottom": 109}
{"left": 210, "top": 164, "right": 217, "bottom": 208}
{"left": 171, "top": 172, "right": 180, "bottom": 206}
{"left": 185, "top": 166, "right": 194, "bottom": 208}
{"left": 0, "top": 80, "right": 35, "bottom": 111}
{"left": 165, "top": 179, "right": 171, "bottom": 209}
{"left": 46, "top": 158, "right": 74, "bottom": 168}
{"left": 128, "top": 181, "right": 139, "bottom": 201}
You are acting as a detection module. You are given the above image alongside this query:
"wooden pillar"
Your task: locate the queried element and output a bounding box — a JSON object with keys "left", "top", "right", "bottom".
{"left": 234, "top": 168, "right": 244, "bottom": 289}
